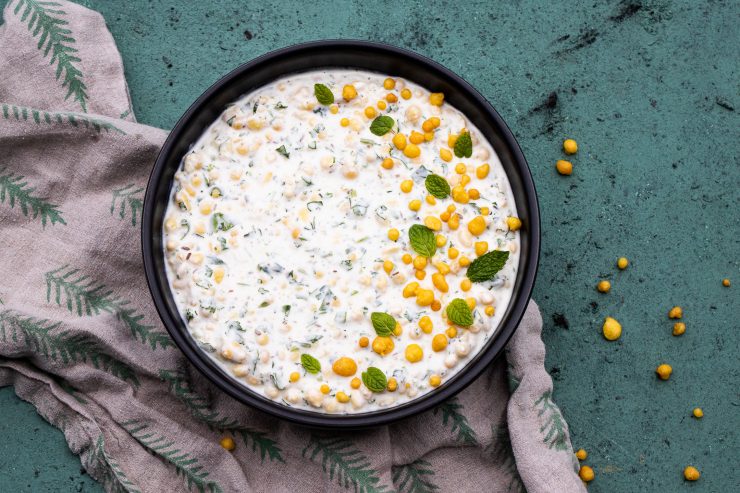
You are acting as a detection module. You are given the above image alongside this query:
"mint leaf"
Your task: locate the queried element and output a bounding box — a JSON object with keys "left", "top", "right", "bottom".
{"left": 466, "top": 250, "right": 510, "bottom": 282}
{"left": 408, "top": 224, "right": 437, "bottom": 257}
{"left": 371, "top": 312, "right": 396, "bottom": 337}
{"left": 369, "top": 115, "right": 394, "bottom": 136}
{"left": 300, "top": 354, "right": 321, "bottom": 374}
{"left": 425, "top": 174, "right": 451, "bottom": 199}
{"left": 314, "top": 83, "right": 334, "bottom": 105}
{"left": 454, "top": 131, "right": 473, "bottom": 158}
{"left": 361, "top": 367, "right": 387, "bottom": 392}
{"left": 276, "top": 145, "right": 290, "bottom": 158}
{"left": 446, "top": 298, "right": 473, "bottom": 326}
{"left": 212, "top": 212, "right": 233, "bottom": 231}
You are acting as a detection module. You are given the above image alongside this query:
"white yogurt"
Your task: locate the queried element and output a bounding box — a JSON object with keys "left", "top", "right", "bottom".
{"left": 163, "top": 70, "right": 520, "bottom": 413}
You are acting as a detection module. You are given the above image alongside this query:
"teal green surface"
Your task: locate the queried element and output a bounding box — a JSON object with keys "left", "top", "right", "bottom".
{"left": 1, "top": 0, "right": 738, "bottom": 491}
{"left": 0, "top": 386, "right": 100, "bottom": 491}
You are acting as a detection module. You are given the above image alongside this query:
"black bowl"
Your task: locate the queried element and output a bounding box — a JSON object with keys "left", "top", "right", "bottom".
{"left": 142, "top": 40, "right": 539, "bottom": 428}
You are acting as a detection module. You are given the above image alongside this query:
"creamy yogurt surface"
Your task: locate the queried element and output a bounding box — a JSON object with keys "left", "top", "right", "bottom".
{"left": 162, "top": 70, "right": 521, "bottom": 413}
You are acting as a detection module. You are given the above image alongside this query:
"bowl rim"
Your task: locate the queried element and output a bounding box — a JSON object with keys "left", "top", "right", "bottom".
{"left": 142, "top": 39, "right": 540, "bottom": 428}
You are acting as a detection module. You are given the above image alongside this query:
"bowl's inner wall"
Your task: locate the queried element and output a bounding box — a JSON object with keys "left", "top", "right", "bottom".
{"left": 147, "top": 43, "right": 537, "bottom": 427}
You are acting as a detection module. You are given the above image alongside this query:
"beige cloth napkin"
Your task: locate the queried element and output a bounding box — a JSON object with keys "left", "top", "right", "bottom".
{"left": 0, "top": 1, "right": 584, "bottom": 492}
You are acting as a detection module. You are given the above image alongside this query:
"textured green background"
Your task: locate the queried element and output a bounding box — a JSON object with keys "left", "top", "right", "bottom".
{"left": 1, "top": 0, "right": 738, "bottom": 491}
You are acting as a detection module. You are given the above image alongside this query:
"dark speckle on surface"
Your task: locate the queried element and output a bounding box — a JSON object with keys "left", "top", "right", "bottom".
{"left": 552, "top": 312, "right": 570, "bottom": 329}
{"left": 556, "top": 28, "right": 599, "bottom": 55}
{"left": 531, "top": 91, "right": 558, "bottom": 113}
{"left": 715, "top": 97, "right": 734, "bottom": 111}
{"left": 610, "top": 2, "right": 643, "bottom": 23}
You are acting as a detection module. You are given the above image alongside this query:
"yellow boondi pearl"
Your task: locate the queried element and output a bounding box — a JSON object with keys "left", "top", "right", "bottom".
{"left": 506, "top": 217, "right": 522, "bottom": 231}
{"left": 405, "top": 344, "right": 423, "bottom": 363}
{"left": 683, "top": 466, "right": 700, "bottom": 481}
{"left": 342, "top": 84, "right": 357, "bottom": 101}
{"left": 332, "top": 357, "right": 357, "bottom": 377}
{"left": 602, "top": 317, "right": 622, "bottom": 341}
{"left": 220, "top": 436, "right": 236, "bottom": 451}
{"left": 579, "top": 465, "right": 594, "bottom": 482}
{"left": 556, "top": 160, "right": 573, "bottom": 175}
{"left": 429, "top": 92, "right": 444, "bottom": 106}
{"left": 668, "top": 306, "right": 683, "bottom": 319}
{"left": 672, "top": 322, "right": 686, "bottom": 336}
{"left": 432, "top": 334, "right": 448, "bottom": 352}
{"left": 656, "top": 363, "right": 672, "bottom": 380}
{"left": 563, "top": 138, "right": 578, "bottom": 155}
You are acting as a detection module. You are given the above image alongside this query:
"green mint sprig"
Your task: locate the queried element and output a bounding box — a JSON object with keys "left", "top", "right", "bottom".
{"left": 446, "top": 298, "right": 473, "bottom": 327}
{"left": 301, "top": 354, "right": 321, "bottom": 374}
{"left": 370, "top": 116, "right": 394, "bottom": 136}
{"left": 362, "top": 367, "right": 387, "bottom": 392}
{"left": 425, "top": 174, "right": 450, "bottom": 199}
{"left": 371, "top": 312, "right": 396, "bottom": 337}
{"left": 314, "top": 83, "right": 334, "bottom": 105}
{"left": 466, "top": 250, "right": 510, "bottom": 282}
{"left": 454, "top": 131, "right": 472, "bottom": 158}
{"left": 408, "top": 224, "right": 437, "bottom": 257}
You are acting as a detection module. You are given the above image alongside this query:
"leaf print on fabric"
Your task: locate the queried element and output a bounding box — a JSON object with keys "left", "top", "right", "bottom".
{"left": 534, "top": 390, "right": 569, "bottom": 451}
{"left": 433, "top": 398, "right": 477, "bottom": 445}
{"left": 392, "top": 459, "right": 439, "bottom": 493}
{"left": 159, "top": 369, "right": 285, "bottom": 463}
{"left": 87, "top": 435, "right": 141, "bottom": 493}
{"left": 0, "top": 310, "right": 139, "bottom": 386}
{"left": 1, "top": 103, "right": 125, "bottom": 134}
{"left": 0, "top": 168, "right": 66, "bottom": 227}
{"left": 110, "top": 184, "right": 144, "bottom": 226}
{"left": 483, "top": 425, "right": 525, "bottom": 493}
{"left": 45, "top": 265, "right": 172, "bottom": 350}
{"left": 122, "top": 420, "right": 223, "bottom": 493}
{"left": 302, "top": 434, "right": 392, "bottom": 493}
{"left": 13, "top": 0, "right": 89, "bottom": 112}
